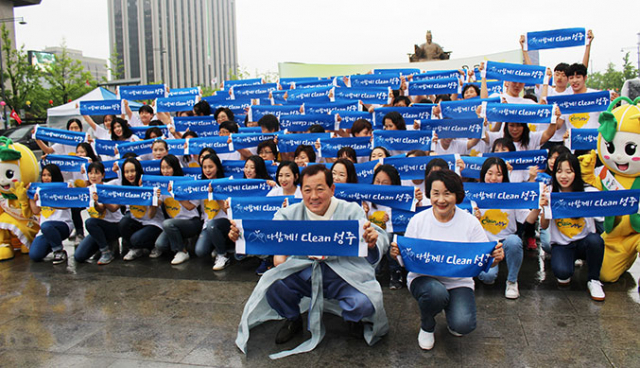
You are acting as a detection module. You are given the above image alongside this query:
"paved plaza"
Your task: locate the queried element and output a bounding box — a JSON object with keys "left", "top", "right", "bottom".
{"left": 1, "top": 239, "right": 640, "bottom": 367}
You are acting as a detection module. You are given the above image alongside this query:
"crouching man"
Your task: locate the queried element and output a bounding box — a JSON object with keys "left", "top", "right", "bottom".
{"left": 231, "top": 164, "right": 389, "bottom": 359}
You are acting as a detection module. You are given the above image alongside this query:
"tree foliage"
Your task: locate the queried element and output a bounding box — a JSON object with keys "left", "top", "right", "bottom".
{"left": 587, "top": 53, "right": 638, "bottom": 92}
{"left": 43, "top": 41, "right": 97, "bottom": 107}
{"left": 103, "top": 44, "right": 124, "bottom": 82}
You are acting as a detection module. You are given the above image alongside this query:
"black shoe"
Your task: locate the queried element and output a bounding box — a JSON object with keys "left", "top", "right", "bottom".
{"left": 347, "top": 320, "right": 364, "bottom": 338}
{"left": 390, "top": 270, "right": 403, "bottom": 290}
{"left": 52, "top": 250, "right": 68, "bottom": 265}
{"left": 275, "top": 317, "right": 303, "bottom": 344}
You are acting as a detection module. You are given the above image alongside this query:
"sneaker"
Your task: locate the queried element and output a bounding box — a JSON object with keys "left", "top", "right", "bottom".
{"left": 418, "top": 329, "right": 435, "bottom": 350}
{"left": 149, "top": 247, "right": 163, "bottom": 259}
{"left": 234, "top": 253, "right": 246, "bottom": 261}
{"left": 587, "top": 280, "right": 605, "bottom": 301}
{"left": 213, "top": 254, "right": 231, "bottom": 271}
{"left": 256, "top": 259, "right": 272, "bottom": 275}
{"left": 557, "top": 277, "right": 571, "bottom": 286}
{"left": 123, "top": 249, "right": 144, "bottom": 261}
{"left": 447, "top": 326, "right": 463, "bottom": 337}
{"left": 75, "top": 234, "right": 85, "bottom": 243}
{"left": 390, "top": 270, "right": 403, "bottom": 290}
{"left": 210, "top": 250, "right": 217, "bottom": 259}
{"left": 505, "top": 281, "right": 519, "bottom": 299}
{"left": 90, "top": 251, "right": 101, "bottom": 261}
{"left": 171, "top": 251, "right": 190, "bottom": 265}
{"left": 574, "top": 259, "right": 584, "bottom": 267}
{"left": 97, "top": 251, "right": 114, "bottom": 265}
{"left": 526, "top": 237, "right": 537, "bottom": 250}
{"left": 52, "top": 250, "right": 68, "bottom": 265}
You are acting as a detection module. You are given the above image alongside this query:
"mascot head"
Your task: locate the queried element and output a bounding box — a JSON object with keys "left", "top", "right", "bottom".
{"left": 0, "top": 137, "right": 39, "bottom": 198}
{"left": 597, "top": 97, "right": 640, "bottom": 178}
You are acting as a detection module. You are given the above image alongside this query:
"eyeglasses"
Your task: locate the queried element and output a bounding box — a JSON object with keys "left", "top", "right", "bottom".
{"left": 260, "top": 151, "right": 273, "bottom": 155}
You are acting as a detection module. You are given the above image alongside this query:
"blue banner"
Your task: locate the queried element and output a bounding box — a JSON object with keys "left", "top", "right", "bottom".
{"left": 79, "top": 100, "right": 122, "bottom": 115}
{"left": 407, "top": 78, "right": 459, "bottom": 96}
{"left": 187, "top": 136, "right": 233, "bottom": 155}
{"left": 183, "top": 167, "right": 202, "bottom": 180}
{"left": 231, "top": 133, "right": 278, "bottom": 150}
{"left": 546, "top": 91, "right": 610, "bottom": 114}
{"left": 136, "top": 159, "right": 161, "bottom": 175}
{"left": 279, "top": 114, "right": 336, "bottom": 132}
{"left": 118, "top": 84, "right": 167, "bottom": 100}
{"left": 40, "top": 154, "right": 89, "bottom": 173}
{"left": 95, "top": 184, "right": 156, "bottom": 206}
{"left": 415, "top": 118, "right": 484, "bottom": 139}
{"left": 354, "top": 160, "right": 379, "bottom": 183}
{"left": 27, "top": 182, "right": 69, "bottom": 199}
{"left": 464, "top": 81, "right": 503, "bottom": 96}
{"left": 37, "top": 187, "right": 91, "bottom": 208}
{"left": 318, "top": 136, "right": 372, "bottom": 158}
{"left": 231, "top": 83, "right": 278, "bottom": 99}
{"left": 279, "top": 77, "right": 319, "bottom": 89}
{"left": 293, "top": 79, "right": 336, "bottom": 89}
{"left": 482, "top": 149, "right": 548, "bottom": 170}
{"left": 287, "top": 86, "right": 334, "bottom": 103}
{"left": 334, "top": 111, "right": 372, "bottom": 130}
{"left": 172, "top": 116, "right": 218, "bottom": 132}
{"left": 412, "top": 70, "right": 461, "bottom": 81}
{"left": 222, "top": 160, "right": 248, "bottom": 177}
{"left": 464, "top": 182, "right": 542, "bottom": 209}
{"left": 201, "top": 93, "right": 236, "bottom": 105}
{"left": 569, "top": 128, "right": 598, "bottom": 151}
{"left": 172, "top": 178, "right": 272, "bottom": 201}
{"left": 141, "top": 174, "right": 192, "bottom": 195}
{"left": 34, "top": 126, "right": 87, "bottom": 146}
{"left": 165, "top": 139, "right": 186, "bottom": 156}
{"left": 156, "top": 96, "right": 197, "bottom": 113}
{"left": 235, "top": 219, "right": 367, "bottom": 257}
{"left": 372, "top": 106, "right": 434, "bottom": 128}
{"left": 389, "top": 207, "right": 429, "bottom": 233}
{"left": 168, "top": 87, "right": 201, "bottom": 97}
{"left": 485, "top": 61, "right": 546, "bottom": 84}
{"left": 441, "top": 97, "right": 500, "bottom": 119}
{"left": 248, "top": 104, "right": 303, "bottom": 122}
{"left": 349, "top": 73, "right": 401, "bottom": 89}
{"left": 117, "top": 139, "right": 154, "bottom": 156}
{"left": 536, "top": 172, "right": 552, "bottom": 185}
{"left": 223, "top": 78, "right": 264, "bottom": 89}
{"left": 383, "top": 155, "right": 457, "bottom": 180}
{"left": 94, "top": 139, "right": 118, "bottom": 156}
{"left": 334, "top": 87, "right": 391, "bottom": 105}
{"left": 334, "top": 182, "right": 415, "bottom": 211}
{"left": 526, "top": 27, "right": 586, "bottom": 51}
{"left": 101, "top": 159, "right": 119, "bottom": 181}
{"left": 373, "top": 68, "right": 420, "bottom": 75}
{"left": 485, "top": 103, "right": 555, "bottom": 124}
{"left": 228, "top": 196, "right": 294, "bottom": 220}
{"left": 397, "top": 236, "right": 495, "bottom": 277}
{"left": 550, "top": 189, "right": 640, "bottom": 219}
{"left": 373, "top": 130, "right": 433, "bottom": 152}
{"left": 306, "top": 101, "right": 360, "bottom": 115}
{"left": 277, "top": 133, "right": 329, "bottom": 153}
{"left": 130, "top": 125, "right": 169, "bottom": 139}
{"left": 460, "top": 156, "right": 487, "bottom": 179}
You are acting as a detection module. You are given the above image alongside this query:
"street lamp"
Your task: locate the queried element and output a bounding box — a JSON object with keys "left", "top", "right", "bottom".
{"left": 0, "top": 17, "right": 27, "bottom": 129}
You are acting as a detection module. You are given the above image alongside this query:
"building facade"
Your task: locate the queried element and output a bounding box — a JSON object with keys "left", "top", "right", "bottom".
{"left": 108, "top": 0, "right": 237, "bottom": 89}
{"left": 42, "top": 47, "right": 108, "bottom": 82}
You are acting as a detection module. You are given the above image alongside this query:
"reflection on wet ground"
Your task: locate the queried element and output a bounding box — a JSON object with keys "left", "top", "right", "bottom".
{"left": 1, "top": 240, "right": 639, "bottom": 367}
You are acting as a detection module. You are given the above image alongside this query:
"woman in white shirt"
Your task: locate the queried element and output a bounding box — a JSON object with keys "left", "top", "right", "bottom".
{"left": 267, "top": 161, "right": 301, "bottom": 198}
{"left": 390, "top": 169, "right": 504, "bottom": 350}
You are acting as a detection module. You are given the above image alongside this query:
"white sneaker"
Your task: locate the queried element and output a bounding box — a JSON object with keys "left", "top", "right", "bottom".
{"left": 213, "top": 254, "right": 231, "bottom": 271}
{"left": 418, "top": 329, "right": 435, "bottom": 350}
{"left": 123, "top": 249, "right": 143, "bottom": 261}
{"left": 447, "top": 326, "right": 463, "bottom": 337}
{"left": 210, "top": 250, "right": 217, "bottom": 259}
{"left": 171, "top": 251, "right": 190, "bottom": 265}
{"left": 505, "top": 281, "right": 519, "bottom": 299}
{"left": 587, "top": 280, "right": 605, "bottom": 301}
{"left": 574, "top": 259, "right": 584, "bottom": 267}
{"left": 557, "top": 277, "right": 571, "bottom": 286}
{"left": 149, "top": 247, "right": 163, "bottom": 259}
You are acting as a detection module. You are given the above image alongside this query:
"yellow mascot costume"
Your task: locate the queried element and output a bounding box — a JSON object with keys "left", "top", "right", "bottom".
{"left": 580, "top": 96, "right": 640, "bottom": 282}
{"left": 0, "top": 137, "right": 40, "bottom": 261}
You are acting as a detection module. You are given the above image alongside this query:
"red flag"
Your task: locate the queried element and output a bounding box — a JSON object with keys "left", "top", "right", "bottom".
{"left": 10, "top": 109, "right": 22, "bottom": 125}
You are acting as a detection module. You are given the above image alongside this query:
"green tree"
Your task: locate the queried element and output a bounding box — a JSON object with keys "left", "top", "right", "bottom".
{"left": 0, "top": 25, "right": 43, "bottom": 125}
{"left": 44, "top": 42, "right": 97, "bottom": 106}
{"left": 587, "top": 52, "right": 638, "bottom": 92}
{"left": 103, "top": 45, "right": 124, "bottom": 82}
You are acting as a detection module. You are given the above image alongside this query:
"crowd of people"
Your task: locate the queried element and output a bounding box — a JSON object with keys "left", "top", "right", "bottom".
{"left": 6, "top": 30, "right": 640, "bottom": 356}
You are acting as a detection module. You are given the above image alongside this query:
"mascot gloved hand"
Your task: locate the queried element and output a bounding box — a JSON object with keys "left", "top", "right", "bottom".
{"left": 579, "top": 97, "right": 640, "bottom": 282}
{"left": 0, "top": 137, "right": 39, "bottom": 261}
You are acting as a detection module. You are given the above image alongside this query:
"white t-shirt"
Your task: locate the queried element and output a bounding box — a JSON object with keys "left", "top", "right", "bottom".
{"left": 487, "top": 131, "right": 544, "bottom": 152}
{"left": 161, "top": 195, "right": 200, "bottom": 220}
{"left": 88, "top": 181, "right": 123, "bottom": 223}
{"left": 401, "top": 179, "right": 426, "bottom": 207}
{"left": 366, "top": 202, "right": 393, "bottom": 233}
{"left": 267, "top": 186, "right": 302, "bottom": 198}
{"left": 478, "top": 208, "right": 529, "bottom": 241}
{"left": 434, "top": 139, "right": 468, "bottom": 155}
{"left": 37, "top": 207, "right": 73, "bottom": 234}
{"left": 127, "top": 203, "right": 165, "bottom": 229}
{"left": 200, "top": 199, "right": 228, "bottom": 226}
{"left": 561, "top": 88, "right": 601, "bottom": 131}
{"left": 403, "top": 207, "right": 489, "bottom": 290}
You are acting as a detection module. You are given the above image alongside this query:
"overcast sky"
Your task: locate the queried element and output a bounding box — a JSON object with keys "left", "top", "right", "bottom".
{"left": 14, "top": 0, "right": 640, "bottom": 81}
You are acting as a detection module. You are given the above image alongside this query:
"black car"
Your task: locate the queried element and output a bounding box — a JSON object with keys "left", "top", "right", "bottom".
{"left": 1, "top": 124, "right": 42, "bottom": 158}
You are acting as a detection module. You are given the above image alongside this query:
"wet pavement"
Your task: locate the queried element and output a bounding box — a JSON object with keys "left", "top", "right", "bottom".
{"left": 1, "top": 239, "right": 640, "bottom": 368}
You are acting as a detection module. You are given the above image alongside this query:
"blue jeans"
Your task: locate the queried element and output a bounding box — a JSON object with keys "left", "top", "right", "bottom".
{"left": 30, "top": 221, "right": 70, "bottom": 262}
{"left": 195, "top": 218, "right": 232, "bottom": 258}
{"left": 410, "top": 276, "right": 476, "bottom": 334}
{"left": 551, "top": 233, "right": 604, "bottom": 281}
{"left": 74, "top": 218, "right": 121, "bottom": 262}
{"left": 266, "top": 263, "right": 374, "bottom": 322}
{"left": 540, "top": 229, "right": 551, "bottom": 253}
{"left": 477, "top": 234, "right": 523, "bottom": 283}
{"left": 118, "top": 215, "right": 163, "bottom": 250}
{"left": 156, "top": 217, "right": 203, "bottom": 253}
